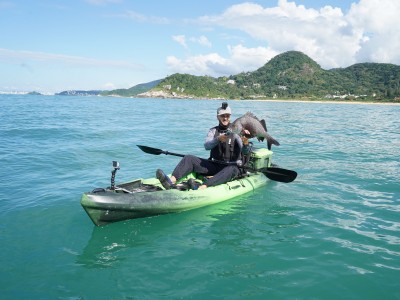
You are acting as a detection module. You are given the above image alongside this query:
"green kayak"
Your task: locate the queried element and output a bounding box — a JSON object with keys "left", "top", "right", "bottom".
{"left": 81, "top": 171, "right": 269, "bottom": 226}
{"left": 80, "top": 148, "right": 295, "bottom": 226}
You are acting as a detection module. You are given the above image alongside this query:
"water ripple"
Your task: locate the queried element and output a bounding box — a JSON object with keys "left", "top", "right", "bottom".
{"left": 1, "top": 95, "right": 400, "bottom": 299}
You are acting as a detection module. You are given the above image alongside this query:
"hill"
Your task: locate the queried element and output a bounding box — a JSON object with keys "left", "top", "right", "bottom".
{"left": 56, "top": 90, "right": 102, "bottom": 96}
{"left": 141, "top": 51, "right": 400, "bottom": 102}
{"left": 101, "top": 79, "right": 162, "bottom": 97}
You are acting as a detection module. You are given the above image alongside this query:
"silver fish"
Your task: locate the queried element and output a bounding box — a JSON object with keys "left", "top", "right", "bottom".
{"left": 231, "top": 112, "right": 280, "bottom": 150}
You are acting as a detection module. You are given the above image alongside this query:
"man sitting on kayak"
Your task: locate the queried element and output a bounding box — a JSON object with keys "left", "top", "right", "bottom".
{"left": 156, "top": 102, "right": 250, "bottom": 190}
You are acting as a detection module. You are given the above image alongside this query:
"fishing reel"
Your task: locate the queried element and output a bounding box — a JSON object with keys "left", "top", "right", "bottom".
{"left": 224, "top": 129, "right": 232, "bottom": 136}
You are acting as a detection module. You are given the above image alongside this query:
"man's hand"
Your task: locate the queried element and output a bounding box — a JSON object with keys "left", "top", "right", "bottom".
{"left": 218, "top": 134, "right": 229, "bottom": 142}
{"left": 241, "top": 129, "right": 251, "bottom": 136}
{"left": 241, "top": 129, "right": 251, "bottom": 145}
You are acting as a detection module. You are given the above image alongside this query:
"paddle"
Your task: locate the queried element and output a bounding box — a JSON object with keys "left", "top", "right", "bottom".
{"left": 137, "top": 145, "right": 297, "bottom": 183}
{"left": 137, "top": 145, "right": 185, "bottom": 158}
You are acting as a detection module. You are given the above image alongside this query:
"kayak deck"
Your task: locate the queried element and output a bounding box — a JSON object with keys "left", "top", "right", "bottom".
{"left": 81, "top": 171, "right": 269, "bottom": 226}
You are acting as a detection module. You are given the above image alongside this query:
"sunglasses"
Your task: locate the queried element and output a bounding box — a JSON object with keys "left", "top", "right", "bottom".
{"left": 219, "top": 114, "right": 231, "bottom": 118}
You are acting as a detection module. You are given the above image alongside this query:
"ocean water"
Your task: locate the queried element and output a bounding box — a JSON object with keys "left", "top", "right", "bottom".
{"left": 0, "top": 94, "right": 399, "bottom": 299}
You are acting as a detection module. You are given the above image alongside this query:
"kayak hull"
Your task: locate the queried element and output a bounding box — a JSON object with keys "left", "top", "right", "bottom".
{"left": 81, "top": 172, "right": 269, "bottom": 226}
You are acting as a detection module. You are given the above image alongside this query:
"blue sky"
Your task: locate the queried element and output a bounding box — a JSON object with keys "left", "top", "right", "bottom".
{"left": 1, "top": 0, "right": 399, "bottom": 93}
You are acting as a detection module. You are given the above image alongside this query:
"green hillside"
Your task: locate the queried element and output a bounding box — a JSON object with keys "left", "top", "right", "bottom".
{"left": 149, "top": 51, "right": 400, "bottom": 102}
{"left": 101, "top": 79, "right": 162, "bottom": 97}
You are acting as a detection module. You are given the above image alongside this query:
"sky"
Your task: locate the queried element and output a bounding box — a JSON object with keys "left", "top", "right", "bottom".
{"left": 1, "top": 0, "right": 399, "bottom": 93}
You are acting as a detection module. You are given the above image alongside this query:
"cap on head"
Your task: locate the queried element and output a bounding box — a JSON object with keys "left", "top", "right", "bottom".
{"left": 217, "top": 102, "right": 231, "bottom": 115}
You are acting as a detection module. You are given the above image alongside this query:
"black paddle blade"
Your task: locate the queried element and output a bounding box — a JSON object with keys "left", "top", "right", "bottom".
{"left": 137, "top": 145, "right": 163, "bottom": 155}
{"left": 259, "top": 167, "right": 297, "bottom": 183}
{"left": 137, "top": 145, "right": 186, "bottom": 158}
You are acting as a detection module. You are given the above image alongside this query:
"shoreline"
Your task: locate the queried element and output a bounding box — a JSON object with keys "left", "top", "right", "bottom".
{"left": 237, "top": 98, "right": 400, "bottom": 106}
{"left": 137, "top": 90, "right": 400, "bottom": 106}
{"left": 137, "top": 95, "right": 400, "bottom": 106}
{"left": 4, "top": 92, "right": 398, "bottom": 105}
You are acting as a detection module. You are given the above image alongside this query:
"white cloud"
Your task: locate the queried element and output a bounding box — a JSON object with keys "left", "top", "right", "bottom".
{"left": 166, "top": 44, "right": 278, "bottom": 76}
{"left": 0, "top": 48, "right": 143, "bottom": 70}
{"left": 190, "top": 35, "right": 212, "bottom": 48}
{"left": 104, "top": 82, "right": 117, "bottom": 89}
{"left": 199, "top": 0, "right": 362, "bottom": 69}
{"left": 170, "top": 0, "right": 400, "bottom": 77}
{"left": 173, "top": 35, "right": 212, "bottom": 49}
{"left": 85, "top": 0, "right": 122, "bottom": 5}
{"left": 347, "top": 0, "right": 400, "bottom": 64}
{"left": 172, "top": 35, "right": 188, "bottom": 48}
{"left": 123, "top": 10, "right": 170, "bottom": 24}
{"left": 166, "top": 53, "right": 230, "bottom": 76}
{"left": 227, "top": 44, "right": 278, "bottom": 71}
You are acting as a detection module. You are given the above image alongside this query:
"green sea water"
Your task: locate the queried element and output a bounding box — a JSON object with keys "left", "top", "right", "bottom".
{"left": 0, "top": 95, "right": 399, "bottom": 299}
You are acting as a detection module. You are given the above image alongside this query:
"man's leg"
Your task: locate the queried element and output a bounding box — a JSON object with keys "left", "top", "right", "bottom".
{"left": 204, "top": 165, "right": 240, "bottom": 187}
{"left": 172, "top": 155, "right": 219, "bottom": 180}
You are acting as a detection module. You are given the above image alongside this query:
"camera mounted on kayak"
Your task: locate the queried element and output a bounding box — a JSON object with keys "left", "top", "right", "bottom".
{"left": 110, "top": 161, "right": 120, "bottom": 190}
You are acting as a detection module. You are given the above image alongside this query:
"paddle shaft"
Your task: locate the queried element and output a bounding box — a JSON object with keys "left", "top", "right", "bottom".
{"left": 137, "top": 145, "right": 297, "bottom": 183}
{"left": 164, "top": 151, "right": 185, "bottom": 158}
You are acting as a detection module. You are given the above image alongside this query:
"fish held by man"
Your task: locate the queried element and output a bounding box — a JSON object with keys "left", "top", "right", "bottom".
{"left": 231, "top": 112, "right": 280, "bottom": 150}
